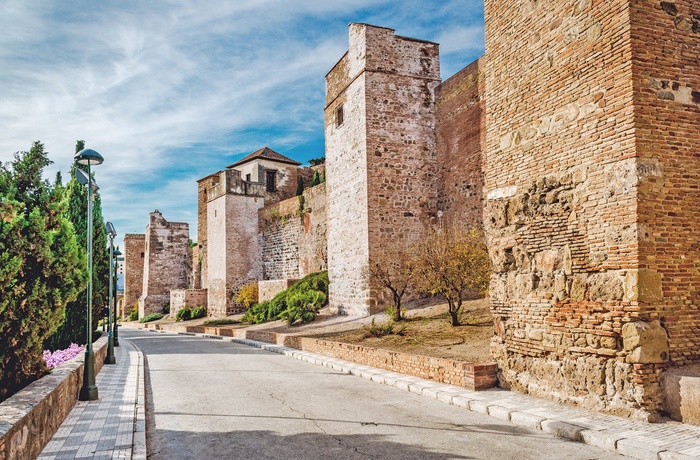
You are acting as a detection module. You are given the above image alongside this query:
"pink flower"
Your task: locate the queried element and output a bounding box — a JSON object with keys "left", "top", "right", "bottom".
{"left": 42, "top": 343, "right": 85, "bottom": 369}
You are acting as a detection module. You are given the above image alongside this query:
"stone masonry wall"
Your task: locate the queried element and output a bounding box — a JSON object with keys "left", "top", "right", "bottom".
{"left": 259, "top": 182, "right": 328, "bottom": 280}
{"left": 207, "top": 193, "right": 264, "bottom": 317}
{"left": 170, "top": 289, "right": 208, "bottom": 318}
{"left": 123, "top": 234, "right": 145, "bottom": 315}
{"left": 326, "top": 24, "right": 440, "bottom": 316}
{"left": 138, "top": 211, "right": 190, "bottom": 317}
{"left": 483, "top": 0, "right": 683, "bottom": 420}
{"left": 436, "top": 57, "right": 485, "bottom": 229}
{"left": 196, "top": 174, "right": 220, "bottom": 290}
{"left": 632, "top": 0, "right": 700, "bottom": 368}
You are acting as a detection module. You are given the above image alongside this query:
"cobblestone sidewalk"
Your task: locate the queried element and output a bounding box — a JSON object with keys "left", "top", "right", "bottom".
{"left": 37, "top": 337, "right": 146, "bottom": 460}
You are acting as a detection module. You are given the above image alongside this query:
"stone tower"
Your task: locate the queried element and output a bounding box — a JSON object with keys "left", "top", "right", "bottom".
{"left": 325, "top": 23, "right": 441, "bottom": 316}
{"left": 483, "top": 0, "right": 700, "bottom": 419}
{"left": 123, "top": 233, "right": 145, "bottom": 315}
{"left": 205, "top": 169, "right": 265, "bottom": 316}
{"left": 138, "top": 211, "right": 190, "bottom": 317}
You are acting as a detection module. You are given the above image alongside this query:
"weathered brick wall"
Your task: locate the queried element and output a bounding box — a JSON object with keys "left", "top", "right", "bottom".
{"left": 483, "top": 0, "right": 695, "bottom": 420}
{"left": 297, "top": 338, "right": 498, "bottom": 391}
{"left": 436, "top": 58, "right": 485, "bottom": 228}
{"left": 138, "top": 211, "right": 190, "bottom": 317}
{"left": 207, "top": 193, "right": 264, "bottom": 316}
{"left": 258, "top": 279, "right": 297, "bottom": 302}
{"left": 123, "top": 234, "right": 145, "bottom": 315}
{"left": 326, "top": 24, "right": 440, "bottom": 316}
{"left": 259, "top": 182, "right": 328, "bottom": 280}
{"left": 632, "top": 0, "right": 700, "bottom": 367}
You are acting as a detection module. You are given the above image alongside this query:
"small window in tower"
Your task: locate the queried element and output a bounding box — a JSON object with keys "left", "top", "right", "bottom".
{"left": 266, "top": 170, "right": 276, "bottom": 192}
{"left": 245, "top": 173, "right": 251, "bottom": 182}
{"left": 335, "top": 104, "right": 344, "bottom": 128}
{"left": 140, "top": 252, "right": 144, "bottom": 258}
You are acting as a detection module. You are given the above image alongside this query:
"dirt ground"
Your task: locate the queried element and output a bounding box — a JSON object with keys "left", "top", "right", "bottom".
{"left": 305, "top": 298, "right": 495, "bottom": 363}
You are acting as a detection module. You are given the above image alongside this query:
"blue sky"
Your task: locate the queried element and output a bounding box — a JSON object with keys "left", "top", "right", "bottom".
{"left": 0, "top": 0, "right": 484, "bottom": 249}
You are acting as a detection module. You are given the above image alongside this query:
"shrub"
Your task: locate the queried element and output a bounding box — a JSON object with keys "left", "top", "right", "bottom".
{"left": 365, "top": 318, "right": 407, "bottom": 338}
{"left": 236, "top": 283, "right": 258, "bottom": 309}
{"left": 243, "top": 271, "right": 328, "bottom": 325}
{"left": 191, "top": 306, "right": 206, "bottom": 319}
{"left": 203, "top": 318, "right": 239, "bottom": 326}
{"left": 176, "top": 308, "right": 192, "bottom": 322}
{"left": 162, "top": 303, "right": 170, "bottom": 314}
{"left": 139, "top": 313, "right": 163, "bottom": 323}
{"left": 129, "top": 305, "right": 139, "bottom": 321}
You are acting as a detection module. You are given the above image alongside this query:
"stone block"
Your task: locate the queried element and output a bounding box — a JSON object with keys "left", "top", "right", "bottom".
{"left": 622, "top": 321, "right": 669, "bottom": 364}
{"left": 660, "top": 364, "right": 700, "bottom": 426}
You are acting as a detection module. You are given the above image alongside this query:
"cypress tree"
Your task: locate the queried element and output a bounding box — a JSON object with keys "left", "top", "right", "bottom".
{"left": 45, "top": 140, "right": 109, "bottom": 350}
{"left": 0, "top": 141, "right": 84, "bottom": 401}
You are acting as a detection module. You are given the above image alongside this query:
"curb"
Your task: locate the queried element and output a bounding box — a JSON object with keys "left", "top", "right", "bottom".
{"left": 161, "top": 329, "right": 700, "bottom": 460}
{"left": 127, "top": 339, "right": 147, "bottom": 460}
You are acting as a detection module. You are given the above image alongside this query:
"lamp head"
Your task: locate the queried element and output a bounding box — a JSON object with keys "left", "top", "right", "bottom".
{"left": 105, "top": 221, "right": 117, "bottom": 238}
{"left": 113, "top": 248, "right": 122, "bottom": 257}
{"left": 74, "top": 148, "right": 104, "bottom": 166}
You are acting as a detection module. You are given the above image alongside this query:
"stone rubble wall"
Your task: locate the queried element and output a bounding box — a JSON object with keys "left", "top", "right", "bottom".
{"left": 123, "top": 234, "right": 145, "bottom": 316}
{"left": 138, "top": 211, "right": 190, "bottom": 318}
{"left": 259, "top": 182, "right": 328, "bottom": 281}
{"left": 258, "top": 280, "right": 298, "bottom": 302}
{"left": 170, "top": 289, "right": 208, "bottom": 318}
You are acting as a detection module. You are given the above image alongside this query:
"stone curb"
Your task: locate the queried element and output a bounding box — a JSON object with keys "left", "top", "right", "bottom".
{"left": 164, "top": 330, "right": 700, "bottom": 460}
{"left": 129, "top": 340, "right": 147, "bottom": 460}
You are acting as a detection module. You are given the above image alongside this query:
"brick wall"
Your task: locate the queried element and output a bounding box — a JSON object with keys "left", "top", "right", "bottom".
{"left": 436, "top": 58, "right": 485, "bottom": 228}
{"left": 326, "top": 24, "right": 440, "bottom": 316}
{"left": 482, "top": 0, "right": 699, "bottom": 420}
{"left": 123, "top": 234, "right": 145, "bottom": 316}
{"left": 138, "top": 211, "right": 190, "bottom": 317}
{"left": 170, "top": 289, "right": 208, "bottom": 318}
{"left": 196, "top": 174, "right": 219, "bottom": 290}
{"left": 632, "top": 0, "right": 700, "bottom": 367}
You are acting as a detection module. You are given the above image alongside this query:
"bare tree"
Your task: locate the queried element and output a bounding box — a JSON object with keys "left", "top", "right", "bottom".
{"left": 413, "top": 226, "right": 490, "bottom": 326}
{"left": 363, "top": 248, "right": 416, "bottom": 321}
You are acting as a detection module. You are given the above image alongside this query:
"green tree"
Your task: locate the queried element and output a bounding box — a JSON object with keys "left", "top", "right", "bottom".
{"left": 414, "top": 226, "right": 491, "bottom": 326}
{"left": 45, "top": 140, "right": 109, "bottom": 350}
{"left": 296, "top": 175, "right": 304, "bottom": 196}
{"left": 0, "top": 141, "right": 84, "bottom": 401}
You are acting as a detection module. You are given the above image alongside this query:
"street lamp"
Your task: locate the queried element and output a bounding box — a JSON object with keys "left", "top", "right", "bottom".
{"left": 104, "top": 221, "right": 117, "bottom": 365}
{"left": 113, "top": 248, "right": 122, "bottom": 347}
{"left": 76, "top": 148, "right": 104, "bottom": 401}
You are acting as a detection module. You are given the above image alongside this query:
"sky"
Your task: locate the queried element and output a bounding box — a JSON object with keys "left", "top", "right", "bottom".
{"left": 0, "top": 0, "right": 485, "bottom": 249}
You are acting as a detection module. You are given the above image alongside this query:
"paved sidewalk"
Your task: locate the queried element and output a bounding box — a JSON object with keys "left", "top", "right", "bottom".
{"left": 37, "top": 336, "right": 146, "bottom": 460}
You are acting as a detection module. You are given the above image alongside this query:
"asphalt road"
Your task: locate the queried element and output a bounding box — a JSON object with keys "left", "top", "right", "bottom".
{"left": 122, "top": 329, "right": 627, "bottom": 460}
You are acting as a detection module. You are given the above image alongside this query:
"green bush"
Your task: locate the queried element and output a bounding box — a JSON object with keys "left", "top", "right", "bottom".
{"left": 176, "top": 308, "right": 192, "bottom": 322}
{"left": 243, "top": 271, "right": 328, "bottom": 326}
{"left": 365, "top": 318, "right": 407, "bottom": 337}
{"left": 129, "top": 305, "right": 139, "bottom": 321}
{"left": 139, "top": 313, "right": 163, "bottom": 323}
{"left": 162, "top": 304, "right": 170, "bottom": 314}
{"left": 191, "top": 306, "right": 206, "bottom": 319}
{"left": 203, "top": 318, "right": 239, "bottom": 326}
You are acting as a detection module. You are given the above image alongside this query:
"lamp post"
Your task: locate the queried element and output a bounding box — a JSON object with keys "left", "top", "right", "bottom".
{"left": 105, "top": 221, "right": 117, "bottom": 365}
{"left": 113, "top": 248, "right": 122, "bottom": 347}
{"left": 76, "top": 148, "right": 104, "bottom": 401}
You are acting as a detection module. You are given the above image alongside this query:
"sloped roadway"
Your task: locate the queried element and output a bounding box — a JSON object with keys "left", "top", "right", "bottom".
{"left": 122, "top": 329, "right": 627, "bottom": 460}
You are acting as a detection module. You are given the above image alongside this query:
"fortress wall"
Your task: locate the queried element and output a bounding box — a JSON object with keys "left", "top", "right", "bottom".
{"left": 436, "top": 57, "right": 486, "bottom": 229}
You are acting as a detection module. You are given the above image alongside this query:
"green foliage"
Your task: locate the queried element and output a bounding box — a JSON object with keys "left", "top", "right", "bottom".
{"left": 191, "top": 306, "right": 206, "bottom": 319}
{"left": 45, "top": 140, "right": 109, "bottom": 350}
{"left": 365, "top": 318, "right": 407, "bottom": 337}
{"left": 243, "top": 271, "right": 329, "bottom": 325}
{"left": 176, "top": 308, "right": 192, "bottom": 322}
{"left": 203, "top": 318, "right": 239, "bottom": 326}
{"left": 311, "top": 170, "right": 321, "bottom": 186}
{"left": 308, "top": 157, "right": 325, "bottom": 166}
{"left": 296, "top": 175, "right": 304, "bottom": 196}
{"left": 236, "top": 282, "right": 258, "bottom": 309}
{"left": 129, "top": 305, "right": 139, "bottom": 321}
{"left": 162, "top": 304, "right": 170, "bottom": 314}
{"left": 0, "top": 142, "right": 84, "bottom": 401}
{"left": 139, "top": 313, "right": 163, "bottom": 323}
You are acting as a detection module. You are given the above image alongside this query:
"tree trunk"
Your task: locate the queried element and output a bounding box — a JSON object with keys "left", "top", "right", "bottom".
{"left": 449, "top": 309, "right": 460, "bottom": 326}
{"left": 392, "top": 290, "right": 402, "bottom": 321}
